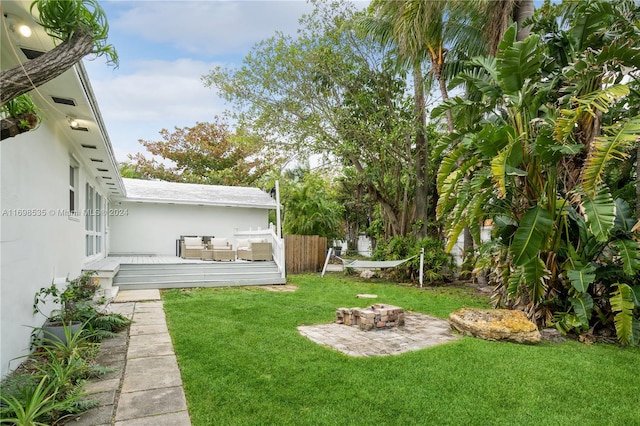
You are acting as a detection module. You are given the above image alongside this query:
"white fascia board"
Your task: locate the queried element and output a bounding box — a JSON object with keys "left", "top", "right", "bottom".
{"left": 75, "top": 62, "right": 126, "bottom": 199}
{"left": 122, "top": 197, "right": 276, "bottom": 210}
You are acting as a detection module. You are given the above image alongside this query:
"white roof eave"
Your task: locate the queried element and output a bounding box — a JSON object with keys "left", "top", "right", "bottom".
{"left": 122, "top": 197, "right": 277, "bottom": 210}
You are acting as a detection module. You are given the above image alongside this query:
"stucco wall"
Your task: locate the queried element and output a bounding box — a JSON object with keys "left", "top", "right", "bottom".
{"left": 0, "top": 123, "right": 110, "bottom": 377}
{"left": 109, "top": 201, "right": 269, "bottom": 256}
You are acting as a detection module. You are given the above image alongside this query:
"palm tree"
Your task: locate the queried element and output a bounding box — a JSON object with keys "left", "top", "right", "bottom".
{"left": 462, "top": 0, "right": 534, "bottom": 55}
{"left": 360, "top": 1, "right": 433, "bottom": 238}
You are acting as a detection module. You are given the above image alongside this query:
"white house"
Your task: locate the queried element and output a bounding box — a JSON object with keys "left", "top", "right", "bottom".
{"left": 0, "top": 1, "right": 280, "bottom": 378}
{"left": 110, "top": 178, "right": 275, "bottom": 256}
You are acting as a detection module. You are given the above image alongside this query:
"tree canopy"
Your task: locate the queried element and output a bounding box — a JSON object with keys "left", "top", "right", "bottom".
{"left": 121, "top": 118, "right": 283, "bottom": 187}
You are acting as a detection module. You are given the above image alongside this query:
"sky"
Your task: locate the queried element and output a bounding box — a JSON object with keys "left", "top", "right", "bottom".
{"left": 83, "top": 0, "right": 341, "bottom": 163}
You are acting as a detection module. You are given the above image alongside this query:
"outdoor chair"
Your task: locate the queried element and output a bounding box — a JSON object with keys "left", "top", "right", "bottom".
{"left": 210, "top": 238, "right": 235, "bottom": 261}
{"left": 236, "top": 238, "right": 272, "bottom": 261}
{"left": 181, "top": 237, "right": 205, "bottom": 259}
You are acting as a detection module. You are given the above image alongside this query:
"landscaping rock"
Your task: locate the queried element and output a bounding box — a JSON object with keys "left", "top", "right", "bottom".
{"left": 448, "top": 308, "right": 541, "bottom": 344}
{"left": 360, "top": 269, "right": 376, "bottom": 279}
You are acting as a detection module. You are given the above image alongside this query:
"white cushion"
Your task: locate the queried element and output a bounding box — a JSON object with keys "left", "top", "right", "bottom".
{"left": 184, "top": 237, "right": 203, "bottom": 248}
{"left": 236, "top": 239, "right": 250, "bottom": 250}
{"left": 211, "top": 238, "right": 229, "bottom": 249}
{"left": 249, "top": 238, "right": 267, "bottom": 244}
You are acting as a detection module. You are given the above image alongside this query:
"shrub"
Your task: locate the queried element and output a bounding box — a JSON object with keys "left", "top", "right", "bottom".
{"left": 372, "top": 236, "right": 455, "bottom": 284}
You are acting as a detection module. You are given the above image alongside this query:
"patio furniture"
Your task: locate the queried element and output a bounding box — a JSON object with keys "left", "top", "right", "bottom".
{"left": 236, "top": 238, "right": 272, "bottom": 261}
{"left": 181, "top": 236, "right": 205, "bottom": 259}
{"left": 210, "top": 238, "right": 234, "bottom": 261}
{"left": 201, "top": 249, "right": 214, "bottom": 261}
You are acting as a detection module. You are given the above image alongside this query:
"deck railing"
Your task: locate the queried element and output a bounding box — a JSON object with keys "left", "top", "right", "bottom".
{"left": 235, "top": 225, "right": 285, "bottom": 279}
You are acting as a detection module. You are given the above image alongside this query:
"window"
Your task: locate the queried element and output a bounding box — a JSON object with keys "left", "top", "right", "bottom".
{"left": 85, "top": 183, "right": 106, "bottom": 258}
{"left": 85, "top": 183, "right": 94, "bottom": 256}
{"left": 69, "top": 164, "right": 78, "bottom": 214}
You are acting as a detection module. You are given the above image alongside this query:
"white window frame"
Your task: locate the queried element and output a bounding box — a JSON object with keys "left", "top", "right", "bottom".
{"left": 69, "top": 161, "right": 79, "bottom": 220}
{"left": 85, "top": 184, "right": 106, "bottom": 258}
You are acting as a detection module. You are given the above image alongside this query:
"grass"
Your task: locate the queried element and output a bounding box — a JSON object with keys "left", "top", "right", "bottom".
{"left": 162, "top": 274, "right": 640, "bottom": 426}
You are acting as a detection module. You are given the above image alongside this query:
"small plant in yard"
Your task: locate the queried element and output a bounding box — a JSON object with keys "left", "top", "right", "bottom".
{"left": 1, "top": 323, "right": 100, "bottom": 425}
{"left": 1, "top": 272, "right": 130, "bottom": 424}
{"left": 32, "top": 271, "right": 131, "bottom": 344}
{"left": 33, "top": 271, "right": 100, "bottom": 326}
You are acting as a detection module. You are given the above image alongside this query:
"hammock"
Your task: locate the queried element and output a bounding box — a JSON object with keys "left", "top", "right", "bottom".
{"left": 322, "top": 248, "right": 426, "bottom": 287}
{"left": 339, "top": 256, "right": 416, "bottom": 269}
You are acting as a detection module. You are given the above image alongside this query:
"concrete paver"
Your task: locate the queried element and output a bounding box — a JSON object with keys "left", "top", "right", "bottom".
{"left": 115, "top": 386, "right": 189, "bottom": 422}
{"left": 72, "top": 290, "right": 191, "bottom": 425}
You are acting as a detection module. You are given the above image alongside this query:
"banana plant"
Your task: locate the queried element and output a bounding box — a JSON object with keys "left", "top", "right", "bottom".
{"left": 434, "top": 0, "right": 640, "bottom": 344}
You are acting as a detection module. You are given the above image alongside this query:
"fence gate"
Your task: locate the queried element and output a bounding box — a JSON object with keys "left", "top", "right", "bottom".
{"left": 285, "top": 235, "right": 327, "bottom": 274}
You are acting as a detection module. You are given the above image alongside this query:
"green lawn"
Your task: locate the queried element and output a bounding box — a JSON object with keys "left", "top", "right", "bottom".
{"left": 162, "top": 274, "right": 640, "bottom": 426}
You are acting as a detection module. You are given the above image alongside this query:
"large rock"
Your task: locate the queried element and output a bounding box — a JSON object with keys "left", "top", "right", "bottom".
{"left": 449, "top": 308, "right": 541, "bottom": 344}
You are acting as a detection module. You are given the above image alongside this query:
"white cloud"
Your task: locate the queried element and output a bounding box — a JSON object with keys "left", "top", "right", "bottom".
{"left": 110, "top": 0, "right": 314, "bottom": 57}
{"left": 86, "top": 57, "right": 227, "bottom": 161}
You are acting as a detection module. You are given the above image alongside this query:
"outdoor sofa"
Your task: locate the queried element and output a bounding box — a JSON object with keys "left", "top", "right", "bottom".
{"left": 210, "top": 238, "right": 235, "bottom": 261}
{"left": 181, "top": 236, "right": 205, "bottom": 259}
{"left": 236, "top": 238, "right": 272, "bottom": 261}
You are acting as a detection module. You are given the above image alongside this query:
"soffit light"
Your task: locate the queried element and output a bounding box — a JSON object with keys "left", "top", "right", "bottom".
{"left": 4, "top": 14, "right": 32, "bottom": 38}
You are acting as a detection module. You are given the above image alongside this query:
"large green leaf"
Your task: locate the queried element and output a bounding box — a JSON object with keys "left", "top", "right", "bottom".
{"left": 611, "top": 239, "right": 640, "bottom": 277}
{"left": 610, "top": 283, "right": 636, "bottom": 346}
{"left": 582, "top": 117, "right": 640, "bottom": 196}
{"left": 631, "top": 286, "right": 640, "bottom": 307}
{"left": 613, "top": 198, "right": 637, "bottom": 232}
{"left": 476, "top": 125, "right": 513, "bottom": 158}
{"left": 491, "top": 141, "right": 523, "bottom": 198}
{"left": 496, "top": 25, "right": 542, "bottom": 94}
{"left": 554, "top": 86, "right": 631, "bottom": 147}
{"left": 569, "top": 293, "right": 594, "bottom": 330}
{"left": 511, "top": 206, "right": 553, "bottom": 266}
{"left": 567, "top": 266, "right": 596, "bottom": 293}
{"left": 522, "top": 257, "right": 549, "bottom": 303}
{"left": 582, "top": 187, "right": 616, "bottom": 242}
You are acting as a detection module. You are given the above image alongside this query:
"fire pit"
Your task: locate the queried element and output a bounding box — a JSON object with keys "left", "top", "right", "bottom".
{"left": 336, "top": 304, "right": 405, "bottom": 331}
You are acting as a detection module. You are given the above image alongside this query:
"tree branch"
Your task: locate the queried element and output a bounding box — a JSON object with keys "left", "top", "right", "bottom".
{"left": 0, "top": 31, "right": 94, "bottom": 106}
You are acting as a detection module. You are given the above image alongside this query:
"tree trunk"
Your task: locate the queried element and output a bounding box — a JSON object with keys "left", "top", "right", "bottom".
{"left": 413, "top": 63, "right": 429, "bottom": 238}
{"left": 0, "top": 31, "right": 94, "bottom": 107}
{"left": 514, "top": 0, "right": 534, "bottom": 41}
{"left": 433, "top": 61, "right": 454, "bottom": 134}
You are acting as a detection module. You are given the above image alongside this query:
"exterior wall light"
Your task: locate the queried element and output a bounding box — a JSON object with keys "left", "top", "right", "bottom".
{"left": 4, "top": 14, "right": 32, "bottom": 38}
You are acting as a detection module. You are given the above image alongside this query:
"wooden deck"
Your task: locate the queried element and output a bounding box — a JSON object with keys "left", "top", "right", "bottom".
{"left": 86, "top": 255, "right": 220, "bottom": 267}
{"left": 84, "top": 255, "right": 286, "bottom": 290}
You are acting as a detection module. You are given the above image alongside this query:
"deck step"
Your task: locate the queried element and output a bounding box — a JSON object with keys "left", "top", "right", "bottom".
{"left": 113, "top": 261, "right": 285, "bottom": 290}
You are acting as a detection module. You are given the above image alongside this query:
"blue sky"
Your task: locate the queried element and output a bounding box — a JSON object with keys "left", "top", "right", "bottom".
{"left": 83, "top": 0, "right": 331, "bottom": 162}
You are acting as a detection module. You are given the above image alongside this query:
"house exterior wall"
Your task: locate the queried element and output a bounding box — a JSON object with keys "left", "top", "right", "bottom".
{"left": 0, "top": 123, "right": 111, "bottom": 378}
{"left": 109, "top": 201, "right": 269, "bottom": 256}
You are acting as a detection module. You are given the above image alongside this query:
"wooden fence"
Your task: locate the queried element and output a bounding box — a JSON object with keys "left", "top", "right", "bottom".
{"left": 285, "top": 235, "right": 327, "bottom": 274}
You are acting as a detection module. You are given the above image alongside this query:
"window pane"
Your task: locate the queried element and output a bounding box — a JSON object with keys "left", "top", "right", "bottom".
{"left": 69, "top": 166, "right": 74, "bottom": 186}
